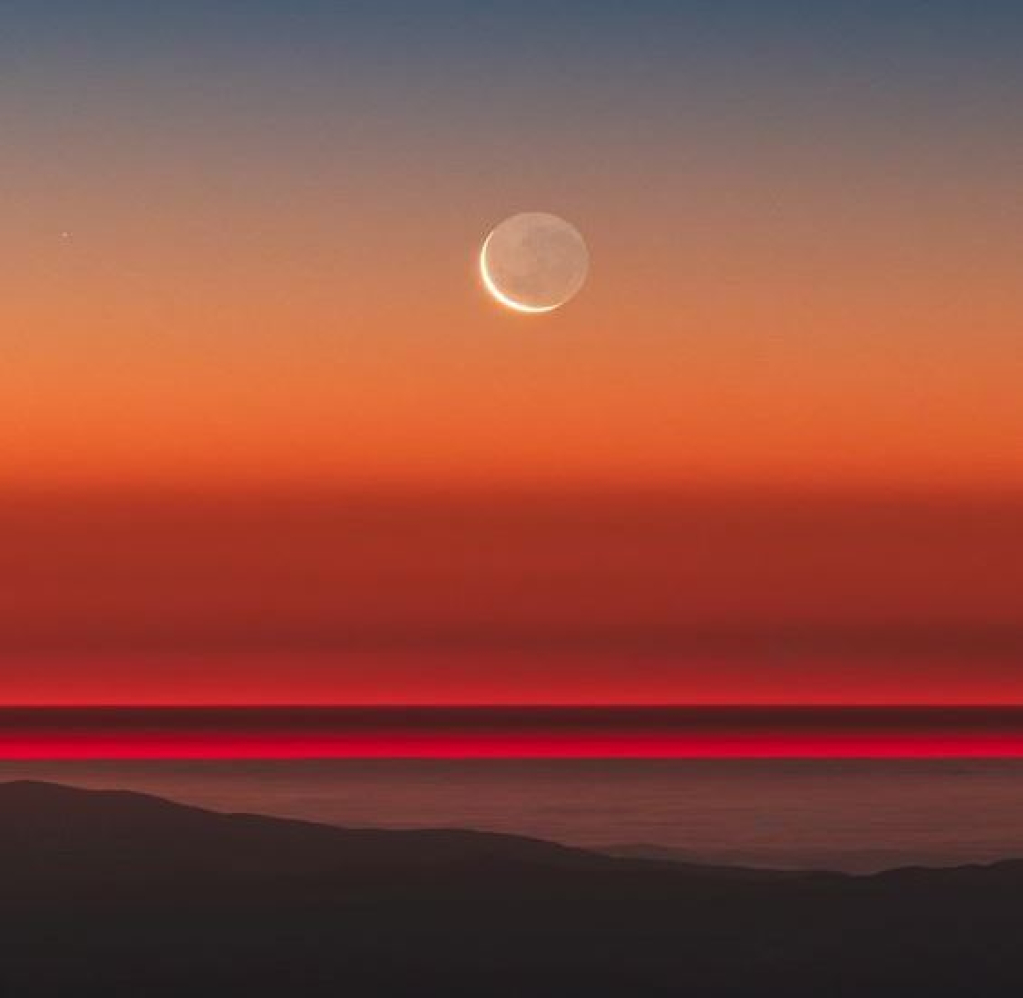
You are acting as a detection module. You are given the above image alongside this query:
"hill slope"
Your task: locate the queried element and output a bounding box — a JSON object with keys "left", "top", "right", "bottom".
{"left": 1, "top": 780, "right": 1022, "bottom": 997}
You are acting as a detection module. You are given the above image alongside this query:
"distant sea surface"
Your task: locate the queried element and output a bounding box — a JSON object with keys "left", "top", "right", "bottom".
{"left": 3, "top": 708, "right": 1023, "bottom": 872}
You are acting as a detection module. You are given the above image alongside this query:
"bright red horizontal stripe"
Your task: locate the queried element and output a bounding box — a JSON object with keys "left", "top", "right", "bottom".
{"left": 4, "top": 733, "right": 1023, "bottom": 758}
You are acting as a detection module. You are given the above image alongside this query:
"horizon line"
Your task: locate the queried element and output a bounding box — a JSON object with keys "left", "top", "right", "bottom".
{"left": 3, "top": 703, "right": 1023, "bottom": 710}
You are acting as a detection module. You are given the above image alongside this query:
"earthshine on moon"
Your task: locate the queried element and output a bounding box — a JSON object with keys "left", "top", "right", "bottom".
{"left": 480, "top": 212, "right": 589, "bottom": 314}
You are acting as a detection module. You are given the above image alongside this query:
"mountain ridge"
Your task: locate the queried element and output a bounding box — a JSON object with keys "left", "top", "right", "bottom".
{"left": 2, "top": 780, "right": 1023, "bottom": 996}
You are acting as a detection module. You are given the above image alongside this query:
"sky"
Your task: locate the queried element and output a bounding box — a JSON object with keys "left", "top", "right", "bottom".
{"left": 2, "top": 1, "right": 1022, "bottom": 705}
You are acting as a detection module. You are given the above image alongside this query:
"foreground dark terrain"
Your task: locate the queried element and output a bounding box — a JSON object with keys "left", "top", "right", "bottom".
{"left": 1, "top": 781, "right": 1022, "bottom": 996}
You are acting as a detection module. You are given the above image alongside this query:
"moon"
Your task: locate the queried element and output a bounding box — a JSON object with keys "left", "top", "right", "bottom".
{"left": 480, "top": 212, "right": 589, "bottom": 314}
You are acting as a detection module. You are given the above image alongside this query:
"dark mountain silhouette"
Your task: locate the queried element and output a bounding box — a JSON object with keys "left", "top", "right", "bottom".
{"left": 0, "top": 780, "right": 621, "bottom": 897}
{"left": 597, "top": 841, "right": 815, "bottom": 878}
{"left": 599, "top": 839, "right": 970, "bottom": 874}
{"left": 1, "top": 781, "right": 1022, "bottom": 997}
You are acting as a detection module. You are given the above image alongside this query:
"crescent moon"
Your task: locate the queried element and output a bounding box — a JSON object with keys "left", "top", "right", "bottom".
{"left": 479, "top": 233, "right": 559, "bottom": 315}
{"left": 478, "top": 213, "right": 589, "bottom": 314}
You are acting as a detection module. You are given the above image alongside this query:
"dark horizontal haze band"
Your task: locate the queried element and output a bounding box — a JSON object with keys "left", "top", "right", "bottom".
{"left": 3, "top": 708, "right": 1023, "bottom": 758}
{"left": 7, "top": 706, "right": 1023, "bottom": 729}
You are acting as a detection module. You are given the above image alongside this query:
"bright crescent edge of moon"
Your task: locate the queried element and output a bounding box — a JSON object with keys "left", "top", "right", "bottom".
{"left": 479, "top": 232, "right": 561, "bottom": 315}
